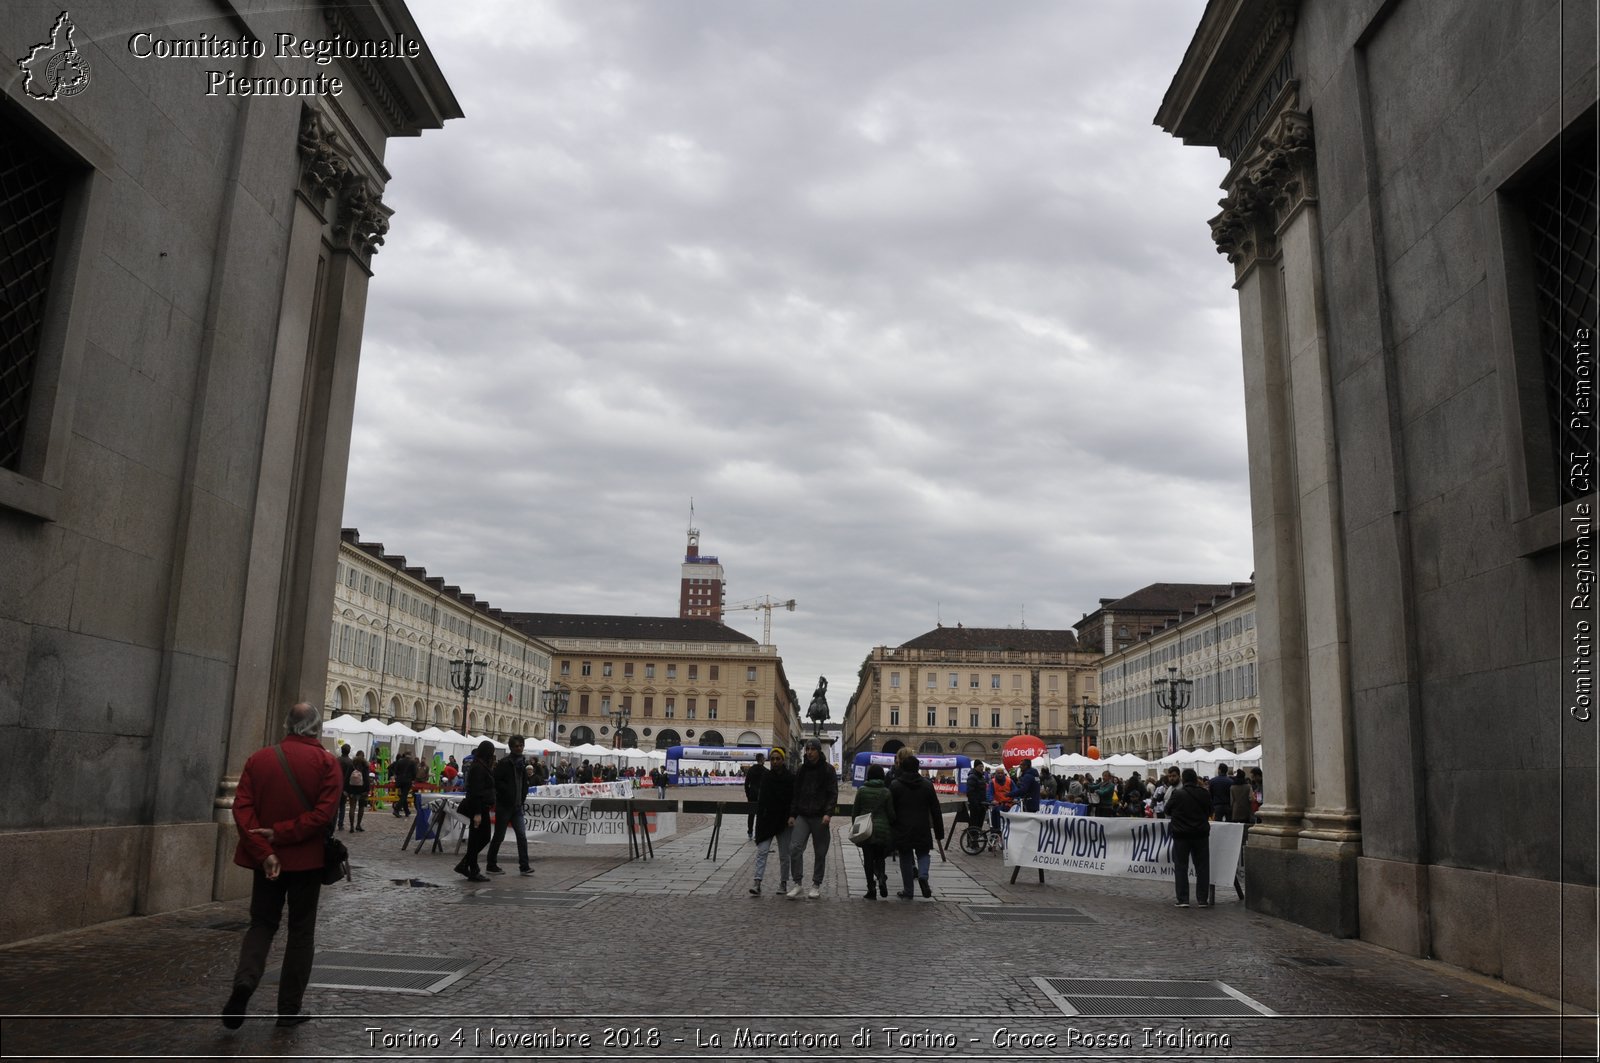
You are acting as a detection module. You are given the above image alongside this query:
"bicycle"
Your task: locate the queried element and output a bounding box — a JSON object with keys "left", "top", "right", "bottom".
{"left": 959, "top": 806, "right": 1004, "bottom": 855}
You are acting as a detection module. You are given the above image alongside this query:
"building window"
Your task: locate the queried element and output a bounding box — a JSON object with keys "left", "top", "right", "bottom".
{"left": 970, "top": 673, "right": 979, "bottom": 688}
{"left": 708, "top": 699, "right": 717, "bottom": 719}
{"left": 361, "top": 574, "right": 372, "bottom": 596}
{"left": 344, "top": 567, "right": 357, "bottom": 588}
{"left": 1012, "top": 675, "right": 1022, "bottom": 690}
{"left": 581, "top": 661, "right": 592, "bottom": 677}
{"left": 747, "top": 666, "right": 757, "bottom": 682}
{"left": 688, "top": 665, "right": 698, "bottom": 681}
{"left": 949, "top": 673, "right": 958, "bottom": 688}
{"left": 602, "top": 662, "right": 613, "bottom": 677}
{"left": 926, "top": 708, "right": 937, "bottom": 726}
{"left": 1085, "top": 675, "right": 1095, "bottom": 691}
{"left": 948, "top": 712, "right": 958, "bottom": 727}
{"left": 646, "top": 663, "right": 655, "bottom": 678}
{"left": 991, "top": 711, "right": 1001, "bottom": 728}
{"left": 890, "top": 708, "right": 901, "bottom": 726}
{"left": 709, "top": 665, "right": 719, "bottom": 681}
{"left": 1048, "top": 674, "right": 1058, "bottom": 691}
{"left": 667, "top": 665, "right": 677, "bottom": 680}
{"left": 644, "top": 697, "right": 654, "bottom": 718}
{"left": 926, "top": 672, "right": 936, "bottom": 688}
{"left": 890, "top": 672, "right": 901, "bottom": 688}
{"left": 990, "top": 674, "right": 1000, "bottom": 688}
{"left": 623, "top": 662, "right": 633, "bottom": 678}
{"left": 745, "top": 699, "right": 756, "bottom": 721}
{"left": 665, "top": 698, "right": 675, "bottom": 718}
{"left": 600, "top": 695, "right": 611, "bottom": 715}
{"left": 686, "top": 699, "right": 696, "bottom": 719}
{"left": 579, "top": 693, "right": 590, "bottom": 713}
{"left": 970, "top": 711, "right": 979, "bottom": 728}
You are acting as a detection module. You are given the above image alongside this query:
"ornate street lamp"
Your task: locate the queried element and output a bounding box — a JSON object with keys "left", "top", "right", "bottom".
{"left": 607, "top": 700, "right": 632, "bottom": 749}
{"left": 1078, "top": 694, "right": 1100, "bottom": 756}
{"left": 541, "top": 685, "right": 570, "bottom": 744}
{"left": 1155, "top": 666, "right": 1194, "bottom": 756}
{"left": 449, "top": 649, "right": 487, "bottom": 735}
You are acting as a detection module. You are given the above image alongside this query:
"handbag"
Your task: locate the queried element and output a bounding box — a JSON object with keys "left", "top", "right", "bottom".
{"left": 849, "top": 813, "right": 875, "bottom": 845}
{"left": 273, "top": 746, "right": 350, "bottom": 885}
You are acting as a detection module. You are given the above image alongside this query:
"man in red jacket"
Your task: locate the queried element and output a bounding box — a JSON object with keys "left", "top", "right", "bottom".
{"left": 221, "top": 702, "right": 342, "bottom": 1029}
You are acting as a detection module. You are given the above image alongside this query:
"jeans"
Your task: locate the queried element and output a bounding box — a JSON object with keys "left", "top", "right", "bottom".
{"left": 487, "top": 800, "right": 529, "bottom": 870}
{"left": 342, "top": 791, "right": 364, "bottom": 829}
{"left": 788, "top": 815, "right": 830, "bottom": 886}
{"left": 753, "top": 828, "right": 791, "bottom": 886}
{"left": 231, "top": 867, "right": 322, "bottom": 1014}
{"left": 1171, "top": 833, "right": 1211, "bottom": 904}
{"left": 898, "top": 848, "right": 931, "bottom": 894}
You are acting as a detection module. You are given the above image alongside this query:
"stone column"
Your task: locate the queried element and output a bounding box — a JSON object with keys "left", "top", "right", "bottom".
{"left": 1212, "top": 86, "right": 1360, "bottom": 931}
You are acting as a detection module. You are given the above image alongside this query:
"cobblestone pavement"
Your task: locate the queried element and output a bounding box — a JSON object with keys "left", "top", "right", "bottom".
{"left": 0, "top": 800, "right": 1593, "bottom": 1062}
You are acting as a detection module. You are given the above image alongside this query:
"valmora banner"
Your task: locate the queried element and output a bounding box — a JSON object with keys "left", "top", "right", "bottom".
{"left": 1002, "top": 811, "right": 1244, "bottom": 888}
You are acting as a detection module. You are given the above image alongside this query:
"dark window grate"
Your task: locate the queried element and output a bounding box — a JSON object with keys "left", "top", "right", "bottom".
{"left": 0, "top": 112, "right": 70, "bottom": 471}
{"left": 268, "top": 951, "right": 481, "bottom": 995}
{"left": 964, "top": 905, "right": 1095, "bottom": 924}
{"left": 1523, "top": 123, "right": 1599, "bottom": 504}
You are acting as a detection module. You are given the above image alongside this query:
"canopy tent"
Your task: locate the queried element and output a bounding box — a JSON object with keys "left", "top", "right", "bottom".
{"left": 1105, "top": 753, "right": 1153, "bottom": 773}
{"left": 323, "top": 714, "right": 384, "bottom": 735}
{"left": 1050, "top": 752, "right": 1103, "bottom": 772}
{"left": 567, "top": 742, "right": 615, "bottom": 758}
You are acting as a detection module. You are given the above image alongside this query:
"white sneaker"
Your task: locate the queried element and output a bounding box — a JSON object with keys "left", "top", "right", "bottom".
{"left": 806, "top": 886, "right": 820, "bottom": 900}
{"left": 786, "top": 883, "right": 804, "bottom": 899}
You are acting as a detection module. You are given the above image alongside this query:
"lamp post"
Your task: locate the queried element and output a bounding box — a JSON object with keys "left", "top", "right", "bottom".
{"left": 541, "top": 685, "right": 570, "bottom": 744}
{"left": 607, "top": 701, "right": 632, "bottom": 749}
{"left": 1155, "top": 666, "right": 1194, "bottom": 756}
{"left": 449, "top": 649, "right": 488, "bottom": 735}
{"left": 1078, "top": 694, "right": 1100, "bottom": 756}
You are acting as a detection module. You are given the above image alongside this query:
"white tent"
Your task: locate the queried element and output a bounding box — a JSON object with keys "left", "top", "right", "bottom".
{"left": 323, "top": 714, "right": 383, "bottom": 736}
{"left": 568, "top": 742, "right": 614, "bottom": 758}
{"left": 416, "top": 725, "right": 450, "bottom": 741}
{"left": 1051, "top": 753, "right": 1102, "bottom": 772}
{"left": 1106, "top": 753, "right": 1153, "bottom": 773}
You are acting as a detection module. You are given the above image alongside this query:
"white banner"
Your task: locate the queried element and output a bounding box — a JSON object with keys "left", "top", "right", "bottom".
{"left": 524, "top": 798, "right": 676, "bottom": 844}
{"left": 1002, "top": 811, "right": 1244, "bottom": 888}
{"left": 528, "top": 782, "right": 629, "bottom": 800}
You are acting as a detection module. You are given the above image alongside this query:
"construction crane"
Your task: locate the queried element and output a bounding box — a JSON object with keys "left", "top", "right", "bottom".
{"left": 729, "top": 595, "right": 796, "bottom": 646}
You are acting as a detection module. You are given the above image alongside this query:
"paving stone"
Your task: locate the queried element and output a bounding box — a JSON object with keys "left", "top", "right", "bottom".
{"left": 0, "top": 809, "right": 1590, "bottom": 1060}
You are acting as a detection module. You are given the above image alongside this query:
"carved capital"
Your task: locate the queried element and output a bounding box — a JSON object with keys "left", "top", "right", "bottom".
{"left": 1209, "top": 87, "right": 1316, "bottom": 280}
{"left": 297, "top": 109, "right": 350, "bottom": 213}
{"left": 334, "top": 177, "right": 393, "bottom": 264}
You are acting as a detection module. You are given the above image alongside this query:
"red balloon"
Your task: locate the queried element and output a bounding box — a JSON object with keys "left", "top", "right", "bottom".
{"left": 1086, "top": 746, "right": 1101, "bottom": 760}
{"left": 1002, "top": 734, "right": 1045, "bottom": 768}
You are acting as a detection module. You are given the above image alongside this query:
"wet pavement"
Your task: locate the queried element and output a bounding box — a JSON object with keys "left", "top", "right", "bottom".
{"left": 0, "top": 797, "right": 1593, "bottom": 1061}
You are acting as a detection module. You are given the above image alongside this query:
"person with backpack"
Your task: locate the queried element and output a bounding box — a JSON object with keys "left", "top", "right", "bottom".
{"left": 342, "top": 750, "right": 371, "bottom": 832}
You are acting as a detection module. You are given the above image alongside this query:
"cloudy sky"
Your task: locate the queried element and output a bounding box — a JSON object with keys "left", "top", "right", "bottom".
{"left": 343, "top": 0, "right": 1254, "bottom": 696}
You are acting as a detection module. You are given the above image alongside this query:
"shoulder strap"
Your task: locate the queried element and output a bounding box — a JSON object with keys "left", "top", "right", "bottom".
{"left": 273, "top": 744, "right": 315, "bottom": 812}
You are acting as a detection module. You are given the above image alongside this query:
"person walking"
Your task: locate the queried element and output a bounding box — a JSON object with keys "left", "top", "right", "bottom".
{"left": 888, "top": 753, "right": 944, "bottom": 898}
{"left": 749, "top": 747, "right": 794, "bottom": 896}
{"left": 334, "top": 744, "right": 354, "bottom": 830}
{"left": 390, "top": 751, "right": 417, "bottom": 818}
{"left": 221, "top": 702, "right": 342, "bottom": 1030}
{"left": 454, "top": 740, "right": 496, "bottom": 882}
{"left": 786, "top": 738, "right": 838, "bottom": 899}
{"left": 343, "top": 750, "right": 371, "bottom": 832}
{"left": 1164, "top": 768, "right": 1213, "bottom": 908}
{"left": 1229, "top": 768, "right": 1253, "bottom": 825}
{"left": 850, "top": 764, "right": 896, "bottom": 899}
{"left": 486, "top": 736, "right": 533, "bottom": 876}
{"left": 743, "top": 752, "right": 767, "bottom": 839}
{"left": 1208, "top": 763, "right": 1234, "bottom": 822}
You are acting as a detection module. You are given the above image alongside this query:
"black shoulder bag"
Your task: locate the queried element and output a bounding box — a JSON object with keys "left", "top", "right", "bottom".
{"left": 272, "top": 745, "right": 350, "bottom": 885}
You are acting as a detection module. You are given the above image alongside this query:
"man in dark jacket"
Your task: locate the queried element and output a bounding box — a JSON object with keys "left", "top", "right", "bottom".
{"left": 1208, "top": 763, "right": 1234, "bottom": 822}
{"left": 1164, "top": 768, "right": 1213, "bottom": 908}
{"left": 786, "top": 738, "right": 838, "bottom": 899}
{"left": 743, "top": 752, "right": 767, "bottom": 838}
{"left": 1012, "top": 762, "right": 1041, "bottom": 813}
{"left": 221, "top": 702, "right": 342, "bottom": 1029}
{"left": 965, "top": 761, "right": 988, "bottom": 826}
{"left": 390, "top": 751, "right": 418, "bottom": 818}
{"left": 750, "top": 748, "right": 794, "bottom": 896}
{"left": 486, "top": 736, "right": 532, "bottom": 876}
{"left": 888, "top": 754, "right": 944, "bottom": 898}
{"left": 335, "top": 744, "right": 354, "bottom": 830}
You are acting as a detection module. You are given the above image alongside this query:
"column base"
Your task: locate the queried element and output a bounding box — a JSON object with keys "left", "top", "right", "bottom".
{"left": 1246, "top": 844, "right": 1359, "bottom": 937}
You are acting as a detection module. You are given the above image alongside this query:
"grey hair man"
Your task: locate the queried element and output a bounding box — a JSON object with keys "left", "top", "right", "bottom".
{"left": 222, "top": 702, "right": 341, "bottom": 1028}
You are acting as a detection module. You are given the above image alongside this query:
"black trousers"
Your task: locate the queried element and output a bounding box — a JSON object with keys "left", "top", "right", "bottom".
{"left": 461, "top": 813, "right": 492, "bottom": 873}
{"left": 393, "top": 783, "right": 413, "bottom": 815}
{"left": 231, "top": 867, "right": 322, "bottom": 1013}
{"left": 859, "top": 843, "right": 888, "bottom": 892}
{"left": 1171, "top": 833, "right": 1211, "bottom": 904}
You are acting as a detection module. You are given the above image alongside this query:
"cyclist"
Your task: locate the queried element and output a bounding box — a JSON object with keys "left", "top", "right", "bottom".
{"left": 988, "top": 764, "right": 1014, "bottom": 832}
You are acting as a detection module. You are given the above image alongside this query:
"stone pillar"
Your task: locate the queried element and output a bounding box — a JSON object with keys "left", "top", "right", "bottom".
{"left": 1212, "top": 86, "right": 1360, "bottom": 934}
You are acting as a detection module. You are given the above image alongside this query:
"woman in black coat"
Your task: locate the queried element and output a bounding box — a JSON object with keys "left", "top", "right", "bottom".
{"left": 454, "top": 741, "right": 497, "bottom": 882}
{"left": 888, "top": 755, "right": 945, "bottom": 899}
